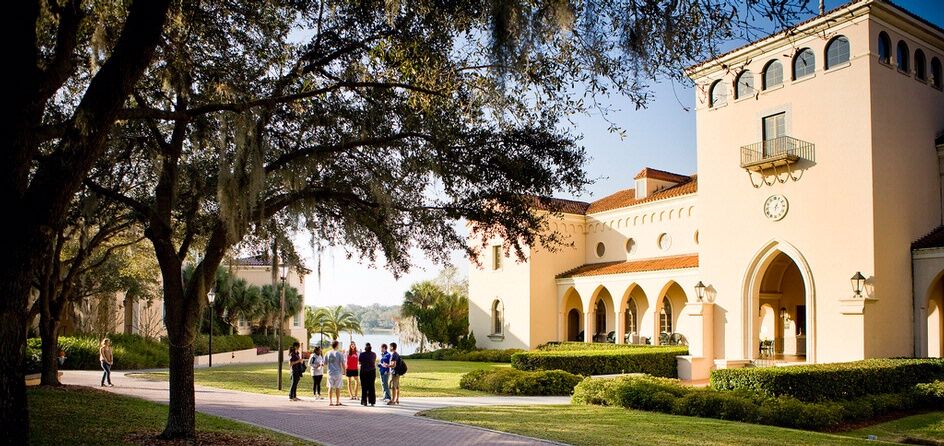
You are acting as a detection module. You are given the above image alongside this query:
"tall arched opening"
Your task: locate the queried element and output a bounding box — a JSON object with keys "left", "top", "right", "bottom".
{"left": 562, "top": 287, "right": 584, "bottom": 342}
{"left": 744, "top": 241, "right": 815, "bottom": 363}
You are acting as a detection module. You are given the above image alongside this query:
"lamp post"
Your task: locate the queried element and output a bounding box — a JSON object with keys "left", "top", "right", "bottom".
{"left": 277, "top": 263, "right": 288, "bottom": 390}
{"left": 207, "top": 289, "right": 216, "bottom": 368}
{"left": 694, "top": 281, "right": 706, "bottom": 302}
{"left": 851, "top": 271, "right": 866, "bottom": 298}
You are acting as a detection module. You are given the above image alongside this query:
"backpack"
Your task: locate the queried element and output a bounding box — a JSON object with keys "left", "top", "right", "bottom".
{"left": 394, "top": 355, "right": 408, "bottom": 375}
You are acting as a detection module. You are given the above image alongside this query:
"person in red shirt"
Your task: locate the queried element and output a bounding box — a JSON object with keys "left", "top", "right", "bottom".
{"left": 345, "top": 341, "right": 360, "bottom": 400}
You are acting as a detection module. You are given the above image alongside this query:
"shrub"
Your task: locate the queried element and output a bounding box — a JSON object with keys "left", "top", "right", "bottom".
{"left": 538, "top": 342, "right": 660, "bottom": 351}
{"left": 459, "top": 368, "right": 582, "bottom": 395}
{"left": 572, "top": 375, "right": 928, "bottom": 431}
{"left": 405, "top": 348, "right": 523, "bottom": 363}
{"left": 249, "top": 333, "right": 299, "bottom": 351}
{"left": 27, "top": 334, "right": 169, "bottom": 371}
{"left": 913, "top": 380, "right": 944, "bottom": 405}
{"left": 512, "top": 346, "right": 688, "bottom": 377}
{"left": 192, "top": 334, "right": 255, "bottom": 356}
{"left": 709, "top": 358, "right": 944, "bottom": 402}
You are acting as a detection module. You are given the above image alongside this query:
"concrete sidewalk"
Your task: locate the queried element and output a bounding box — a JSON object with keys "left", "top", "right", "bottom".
{"left": 62, "top": 370, "right": 569, "bottom": 446}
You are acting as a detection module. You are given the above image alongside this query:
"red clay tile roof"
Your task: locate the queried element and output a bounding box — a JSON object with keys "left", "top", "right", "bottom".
{"left": 586, "top": 176, "right": 697, "bottom": 214}
{"left": 913, "top": 225, "right": 944, "bottom": 250}
{"left": 529, "top": 196, "right": 591, "bottom": 215}
{"left": 556, "top": 254, "right": 699, "bottom": 279}
{"left": 634, "top": 168, "right": 691, "bottom": 183}
{"left": 233, "top": 255, "right": 270, "bottom": 266}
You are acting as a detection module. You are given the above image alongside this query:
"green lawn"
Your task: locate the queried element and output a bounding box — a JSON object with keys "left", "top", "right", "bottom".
{"left": 131, "top": 359, "right": 509, "bottom": 397}
{"left": 845, "top": 412, "right": 944, "bottom": 444}
{"left": 420, "top": 405, "right": 896, "bottom": 446}
{"left": 29, "top": 385, "right": 311, "bottom": 445}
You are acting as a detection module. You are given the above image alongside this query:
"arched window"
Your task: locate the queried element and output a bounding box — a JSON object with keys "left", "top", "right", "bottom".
{"left": 825, "top": 36, "right": 850, "bottom": 69}
{"left": 709, "top": 80, "right": 727, "bottom": 107}
{"left": 595, "top": 299, "right": 607, "bottom": 335}
{"left": 793, "top": 48, "right": 815, "bottom": 80}
{"left": 897, "top": 41, "right": 910, "bottom": 72}
{"left": 915, "top": 49, "right": 927, "bottom": 81}
{"left": 932, "top": 58, "right": 943, "bottom": 90}
{"left": 735, "top": 71, "right": 754, "bottom": 99}
{"left": 878, "top": 31, "right": 891, "bottom": 64}
{"left": 625, "top": 298, "right": 638, "bottom": 336}
{"left": 660, "top": 296, "right": 673, "bottom": 334}
{"left": 763, "top": 60, "right": 784, "bottom": 89}
{"left": 491, "top": 300, "right": 503, "bottom": 335}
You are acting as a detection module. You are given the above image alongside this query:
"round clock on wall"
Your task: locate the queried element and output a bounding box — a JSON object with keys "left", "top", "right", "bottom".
{"left": 764, "top": 195, "right": 788, "bottom": 221}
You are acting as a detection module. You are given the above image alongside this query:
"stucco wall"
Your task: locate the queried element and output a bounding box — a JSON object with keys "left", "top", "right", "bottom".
{"left": 867, "top": 15, "right": 944, "bottom": 358}
{"left": 694, "top": 14, "right": 877, "bottom": 363}
{"left": 469, "top": 235, "right": 534, "bottom": 349}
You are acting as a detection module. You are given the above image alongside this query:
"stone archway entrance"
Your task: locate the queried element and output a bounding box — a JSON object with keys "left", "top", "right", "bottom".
{"left": 744, "top": 242, "right": 815, "bottom": 363}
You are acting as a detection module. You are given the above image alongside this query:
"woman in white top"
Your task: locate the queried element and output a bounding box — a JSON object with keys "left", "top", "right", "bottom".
{"left": 309, "top": 346, "right": 325, "bottom": 399}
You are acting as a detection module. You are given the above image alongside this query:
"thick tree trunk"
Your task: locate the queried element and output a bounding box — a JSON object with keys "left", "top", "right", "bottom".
{"left": 162, "top": 339, "right": 196, "bottom": 439}
{"left": 39, "top": 317, "right": 61, "bottom": 386}
{"left": 0, "top": 268, "right": 30, "bottom": 446}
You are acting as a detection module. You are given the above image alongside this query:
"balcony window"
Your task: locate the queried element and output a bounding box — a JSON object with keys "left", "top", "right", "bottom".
{"left": 491, "top": 245, "right": 501, "bottom": 270}
{"left": 932, "top": 57, "right": 943, "bottom": 90}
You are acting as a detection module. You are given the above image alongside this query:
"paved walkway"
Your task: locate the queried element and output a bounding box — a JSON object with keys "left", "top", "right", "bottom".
{"left": 62, "top": 371, "right": 569, "bottom": 446}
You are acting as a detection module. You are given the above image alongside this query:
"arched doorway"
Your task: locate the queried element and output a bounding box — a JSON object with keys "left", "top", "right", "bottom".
{"left": 621, "top": 284, "right": 649, "bottom": 345}
{"left": 928, "top": 275, "right": 944, "bottom": 357}
{"left": 590, "top": 287, "right": 615, "bottom": 342}
{"left": 744, "top": 242, "right": 814, "bottom": 363}
{"left": 562, "top": 288, "right": 584, "bottom": 342}
{"left": 655, "top": 281, "right": 688, "bottom": 345}
{"left": 567, "top": 309, "right": 581, "bottom": 341}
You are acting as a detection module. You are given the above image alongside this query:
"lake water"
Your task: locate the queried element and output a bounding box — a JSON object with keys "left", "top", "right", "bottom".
{"left": 308, "top": 330, "right": 417, "bottom": 355}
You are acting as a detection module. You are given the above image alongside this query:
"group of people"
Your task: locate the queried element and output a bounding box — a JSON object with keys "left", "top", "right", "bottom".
{"left": 287, "top": 340, "right": 403, "bottom": 407}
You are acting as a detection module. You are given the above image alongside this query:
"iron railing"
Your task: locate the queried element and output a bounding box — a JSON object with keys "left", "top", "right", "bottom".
{"left": 740, "top": 136, "right": 815, "bottom": 168}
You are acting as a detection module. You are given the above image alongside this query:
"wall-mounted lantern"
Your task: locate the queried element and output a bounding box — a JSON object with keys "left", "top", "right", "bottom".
{"left": 694, "top": 281, "right": 706, "bottom": 302}
{"left": 851, "top": 271, "right": 866, "bottom": 298}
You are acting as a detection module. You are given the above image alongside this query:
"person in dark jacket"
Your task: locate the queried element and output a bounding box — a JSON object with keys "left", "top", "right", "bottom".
{"left": 288, "top": 342, "right": 304, "bottom": 401}
{"left": 358, "top": 343, "right": 378, "bottom": 406}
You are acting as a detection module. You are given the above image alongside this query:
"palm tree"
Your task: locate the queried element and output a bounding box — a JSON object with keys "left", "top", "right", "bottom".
{"left": 322, "top": 306, "right": 362, "bottom": 342}
{"left": 305, "top": 306, "right": 334, "bottom": 347}
{"left": 401, "top": 281, "right": 443, "bottom": 352}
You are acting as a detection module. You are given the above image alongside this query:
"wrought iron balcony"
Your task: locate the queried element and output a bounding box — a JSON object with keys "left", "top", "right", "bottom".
{"left": 740, "top": 136, "right": 815, "bottom": 172}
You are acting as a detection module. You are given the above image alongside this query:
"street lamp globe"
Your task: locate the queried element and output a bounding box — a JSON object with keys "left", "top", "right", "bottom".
{"left": 207, "top": 288, "right": 216, "bottom": 304}
{"left": 279, "top": 263, "right": 289, "bottom": 281}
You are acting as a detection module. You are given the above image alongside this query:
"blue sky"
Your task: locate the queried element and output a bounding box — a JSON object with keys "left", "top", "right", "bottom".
{"left": 301, "top": 0, "right": 944, "bottom": 307}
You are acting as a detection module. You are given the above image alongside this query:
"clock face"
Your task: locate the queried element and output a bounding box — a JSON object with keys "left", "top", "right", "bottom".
{"left": 764, "top": 195, "right": 788, "bottom": 221}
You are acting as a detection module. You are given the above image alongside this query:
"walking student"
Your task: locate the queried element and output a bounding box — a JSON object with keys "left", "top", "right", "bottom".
{"left": 288, "top": 342, "right": 305, "bottom": 401}
{"left": 345, "top": 341, "right": 359, "bottom": 400}
{"left": 326, "top": 340, "right": 345, "bottom": 406}
{"left": 309, "top": 346, "right": 324, "bottom": 399}
{"left": 99, "top": 338, "right": 113, "bottom": 387}
{"left": 387, "top": 342, "right": 401, "bottom": 405}
{"left": 379, "top": 343, "right": 391, "bottom": 401}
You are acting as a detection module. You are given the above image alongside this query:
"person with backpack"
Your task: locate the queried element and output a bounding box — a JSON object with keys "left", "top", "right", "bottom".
{"left": 288, "top": 342, "right": 305, "bottom": 401}
{"left": 309, "top": 346, "right": 325, "bottom": 399}
{"left": 386, "top": 342, "right": 405, "bottom": 405}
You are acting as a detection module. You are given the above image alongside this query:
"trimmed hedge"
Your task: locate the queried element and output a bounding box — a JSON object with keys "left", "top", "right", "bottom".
{"left": 512, "top": 346, "right": 688, "bottom": 377}
{"left": 192, "top": 334, "right": 255, "bottom": 356}
{"left": 250, "top": 334, "right": 300, "bottom": 351}
{"left": 709, "top": 358, "right": 944, "bottom": 402}
{"left": 459, "top": 368, "right": 583, "bottom": 395}
{"left": 405, "top": 348, "right": 523, "bottom": 363}
{"left": 27, "top": 334, "right": 170, "bottom": 371}
{"left": 913, "top": 379, "right": 944, "bottom": 406}
{"left": 573, "top": 375, "right": 934, "bottom": 431}
{"left": 537, "top": 342, "right": 657, "bottom": 351}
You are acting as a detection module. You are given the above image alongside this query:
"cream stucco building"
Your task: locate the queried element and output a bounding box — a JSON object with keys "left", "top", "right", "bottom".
{"left": 468, "top": 0, "right": 944, "bottom": 380}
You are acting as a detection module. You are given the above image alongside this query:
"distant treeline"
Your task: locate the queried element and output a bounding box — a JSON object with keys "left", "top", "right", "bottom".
{"left": 336, "top": 304, "right": 400, "bottom": 331}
